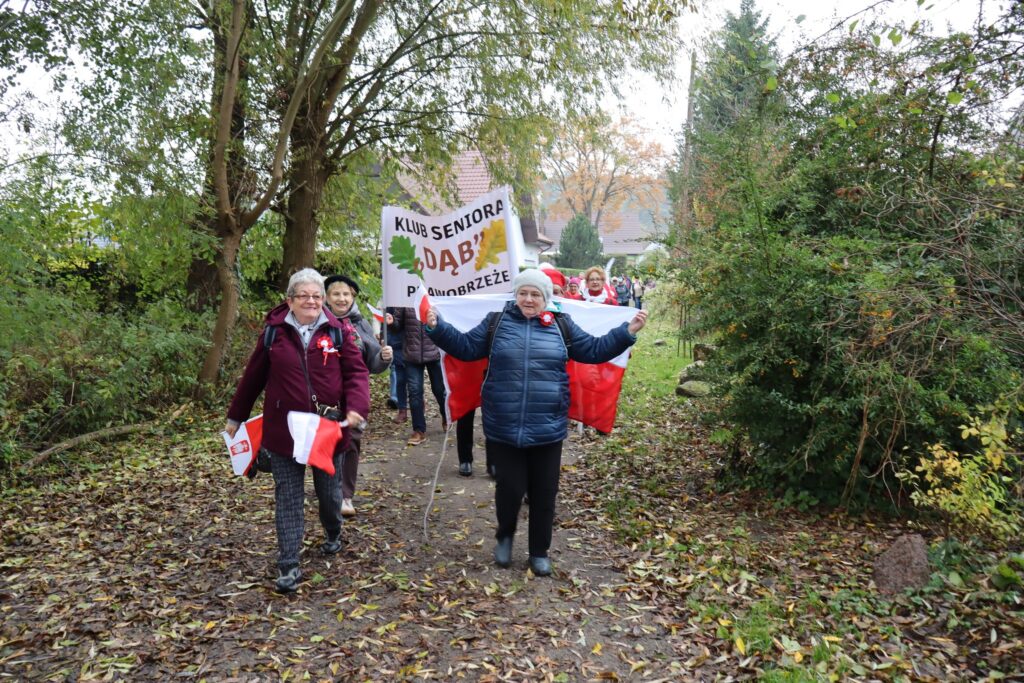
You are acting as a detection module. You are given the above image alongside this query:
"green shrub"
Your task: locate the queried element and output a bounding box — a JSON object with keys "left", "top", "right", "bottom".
{"left": 687, "top": 231, "right": 1020, "bottom": 507}
{"left": 0, "top": 291, "right": 209, "bottom": 476}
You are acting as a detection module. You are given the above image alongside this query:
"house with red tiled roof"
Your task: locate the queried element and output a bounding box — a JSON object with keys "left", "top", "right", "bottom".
{"left": 394, "top": 151, "right": 553, "bottom": 267}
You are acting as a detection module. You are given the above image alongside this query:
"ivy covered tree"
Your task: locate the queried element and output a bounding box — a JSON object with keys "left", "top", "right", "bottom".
{"left": 556, "top": 213, "right": 604, "bottom": 271}
{"left": 668, "top": 0, "right": 781, "bottom": 252}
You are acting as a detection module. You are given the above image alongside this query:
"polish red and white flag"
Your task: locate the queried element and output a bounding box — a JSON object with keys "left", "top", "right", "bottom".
{"left": 432, "top": 294, "right": 635, "bottom": 433}
{"left": 287, "top": 412, "right": 344, "bottom": 475}
{"left": 365, "top": 302, "right": 385, "bottom": 323}
{"left": 414, "top": 283, "right": 432, "bottom": 324}
{"left": 223, "top": 414, "right": 264, "bottom": 476}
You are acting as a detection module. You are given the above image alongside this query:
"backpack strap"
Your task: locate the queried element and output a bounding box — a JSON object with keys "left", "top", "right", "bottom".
{"left": 484, "top": 310, "right": 504, "bottom": 354}
{"left": 263, "top": 325, "right": 277, "bottom": 354}
{"left": 484, "top": 309, "right": 572, "bottom": 355}
{"left": 263, "top": 323, "right": 343, "bottom": 355}
{"left": 553, "top": 313, "right": 573, "bottom": 354}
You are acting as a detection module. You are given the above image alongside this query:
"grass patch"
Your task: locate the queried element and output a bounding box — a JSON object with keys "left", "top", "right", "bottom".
{"left": 619, "top": 319, "right": 692, "bottom": 412}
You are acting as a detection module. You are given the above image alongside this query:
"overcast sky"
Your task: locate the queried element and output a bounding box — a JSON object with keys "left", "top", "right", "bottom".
{"left": 607, "top": 0, "right": 1013, "bottom": 151}
{"left": 1, "top": 0, "right": 1013, "bottom": 169}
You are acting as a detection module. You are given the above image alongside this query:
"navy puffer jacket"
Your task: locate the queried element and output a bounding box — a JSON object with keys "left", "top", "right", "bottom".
{"left": 427, "top": 301, "right": 636, "bottom": 447}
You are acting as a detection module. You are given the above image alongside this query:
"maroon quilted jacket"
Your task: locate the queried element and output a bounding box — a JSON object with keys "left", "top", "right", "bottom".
{"left": 227, "top": 303, "right": 370, "bottom": 456}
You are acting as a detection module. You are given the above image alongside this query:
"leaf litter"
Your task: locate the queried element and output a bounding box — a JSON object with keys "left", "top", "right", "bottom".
{"left": 0, "top": 375, "right": 1021, "bottom": 681}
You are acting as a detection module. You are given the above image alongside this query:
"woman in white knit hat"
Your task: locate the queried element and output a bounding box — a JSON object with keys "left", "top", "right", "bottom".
{"left": 424, "top": 269, "right": 647, "bottom": 576}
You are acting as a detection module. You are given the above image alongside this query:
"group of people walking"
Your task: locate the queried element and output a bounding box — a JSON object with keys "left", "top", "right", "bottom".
{"left": 225, "top": 264, "right": 648, "bottom": 592}
{"left": 552, "top": 266, "right": 649, "bottom": 309}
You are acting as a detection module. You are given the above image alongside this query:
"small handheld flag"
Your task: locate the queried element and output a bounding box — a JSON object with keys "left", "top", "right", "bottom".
{"left": 366, "top": 302, "right": 385, "bottom": 323}
{"left": 414, "top": 283, "right": 432, "bottom": 325}
{"left": 222, "top": 414, "right": 264, "bottom": 476}
{"left": 287, "top": 412, "right": 349, "bottom": 475}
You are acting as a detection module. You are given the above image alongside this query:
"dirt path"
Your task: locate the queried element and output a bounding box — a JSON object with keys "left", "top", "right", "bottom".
{"left": 1, "top": 405, "right": 691, "bottom": 681}
{"left": 5, "top": 396, "right": 1023, "bottom": 681}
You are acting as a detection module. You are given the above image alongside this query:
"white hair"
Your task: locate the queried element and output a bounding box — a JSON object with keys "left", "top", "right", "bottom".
{"left": 286, "top": 268, "right": 325, "bottom": 298}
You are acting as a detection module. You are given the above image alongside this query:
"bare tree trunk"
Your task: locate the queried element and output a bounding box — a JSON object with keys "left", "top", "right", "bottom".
{"left": 197, "top": 229, "right": 243, "bottom": 388}
{"left": 187, "top": 3, "right": 249, "bottom": 313}
{"left": 674, "top": 50, "right": 697, "bottom": 258}
{"left": 279, "top": 132, "right": 329, "bottom": 288}
{"left": 195, "top": 0, "right": 247, "bottom": 393}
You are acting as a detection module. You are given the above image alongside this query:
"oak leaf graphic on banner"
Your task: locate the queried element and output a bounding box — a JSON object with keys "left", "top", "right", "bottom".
{"left": 389, "top": 236, "right": 423, "bottom": 278}
{"left": 474, "top": 219, "right": 506, "bottom": 271}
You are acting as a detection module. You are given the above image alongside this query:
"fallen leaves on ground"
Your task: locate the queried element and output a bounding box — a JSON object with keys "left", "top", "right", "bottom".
{"left": 1, "top": 378, "right": 1021, "bottom": 681}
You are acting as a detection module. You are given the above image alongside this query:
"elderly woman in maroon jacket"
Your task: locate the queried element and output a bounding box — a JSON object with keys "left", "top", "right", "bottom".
{"left": 225, "top": 268, "right": 370, "bottom": 593}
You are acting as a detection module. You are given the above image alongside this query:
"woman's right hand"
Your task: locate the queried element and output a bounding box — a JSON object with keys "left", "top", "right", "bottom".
{"left": 426, "top": 307, "right": 438, "bottom": 327}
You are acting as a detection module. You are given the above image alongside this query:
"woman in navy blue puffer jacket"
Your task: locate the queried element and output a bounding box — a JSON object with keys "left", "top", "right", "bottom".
{"left": 426, "top": 269, "right": 648, "bottom": 576}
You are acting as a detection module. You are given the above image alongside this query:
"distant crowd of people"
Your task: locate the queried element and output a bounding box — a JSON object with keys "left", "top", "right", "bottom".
{"left": 552, "top": 266, "right": 653, "bottom": 309}
{"left": 225, "top": 262, "right": 652, "bottom": 592}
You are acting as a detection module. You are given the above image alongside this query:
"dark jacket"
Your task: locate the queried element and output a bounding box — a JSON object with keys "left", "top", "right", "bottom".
{"left": 388, "top": 307, "right": 440, "bottom": 364}
{"left": 384, "top": 307, "right": 403, "bottom": 352}
{"left": 227, "top": 303, "right": 370, "bottom": 456}
{"left": 614, "top": 282, "right": 631, "bottom": 304}
{"left": 334, "top": 304, "right": 390, "bottom": 374}
{"left": 427, "top": 300, "right": 636, "bottom": 447}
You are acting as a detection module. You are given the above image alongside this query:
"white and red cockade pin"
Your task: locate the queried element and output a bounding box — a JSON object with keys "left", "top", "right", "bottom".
{"left": 317, "top": 335, "right": 338, "bottom": 365}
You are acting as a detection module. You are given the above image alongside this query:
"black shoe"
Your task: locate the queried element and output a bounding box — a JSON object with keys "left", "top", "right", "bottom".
{"left": 529, "top": 556, "right": 552, "bottom": 576}
{"left": 494, "top": 537, "right": 513, "bottom": 568}
{"left": 321, "top": 534, "right": 343, "bottom": 555}
{"left": 458, "top": 462, "right": 472, "bottom": 477}
{"left": 386, "top": 398, "right": 398, "bottom": 409}
{"left": 275, "top": 566, "right": 302, "bottom": 593}
{"left": 487, "top": 464, "right": 497, "bottom": 479}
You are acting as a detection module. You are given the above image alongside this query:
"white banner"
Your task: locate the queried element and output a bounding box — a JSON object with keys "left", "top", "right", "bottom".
{"left": 381, "top": 186, "right": 521, "bottom": 307}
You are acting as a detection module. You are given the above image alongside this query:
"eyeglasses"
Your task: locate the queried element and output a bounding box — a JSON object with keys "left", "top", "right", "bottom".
{"left": 291, "top": 293, "right": 323, "bottom": 302}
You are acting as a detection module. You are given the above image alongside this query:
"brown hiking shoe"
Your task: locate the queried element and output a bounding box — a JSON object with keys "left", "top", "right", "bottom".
{"left": 392, "top": 409, "right": 408, "bottom": 424}
{"left": 407, "top": 431, "right": 427, "bottom": 446}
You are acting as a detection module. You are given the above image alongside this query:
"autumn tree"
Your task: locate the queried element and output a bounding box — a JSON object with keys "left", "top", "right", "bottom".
{"left": 13, "top": 0, "right": 690, "bottom": 392}
{"left": 544, "top": 113, "right": 668, "bottom": 234}
{"left": 259, "top": 0, "right": 689, "bottom": 288}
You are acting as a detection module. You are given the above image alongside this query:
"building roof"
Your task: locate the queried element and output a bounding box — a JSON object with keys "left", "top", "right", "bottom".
{"left": 395, "top": 151, "right": 552, "bottom": 246}
{"left": 539, "top": 206, "right": 666, "bottom": 256}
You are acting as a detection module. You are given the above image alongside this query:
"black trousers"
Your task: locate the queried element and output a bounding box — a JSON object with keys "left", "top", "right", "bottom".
{"left": 488, "top": 439, "right": 562, "bottom": 558}
{"left": 456, "top": 409, "right": 476, "bottom": 464}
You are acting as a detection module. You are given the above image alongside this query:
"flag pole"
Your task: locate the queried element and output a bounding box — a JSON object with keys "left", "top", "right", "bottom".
{"left": 380, "top": 211, "right": 388, "bottom": 348}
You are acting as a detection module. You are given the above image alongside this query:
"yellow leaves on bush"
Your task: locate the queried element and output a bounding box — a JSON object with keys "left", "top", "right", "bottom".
{"left": 900, "top": 408, "right": 1021, "bottom": 539}
{"left": 474, "top": 219, "right": 507, "bottom": 271}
